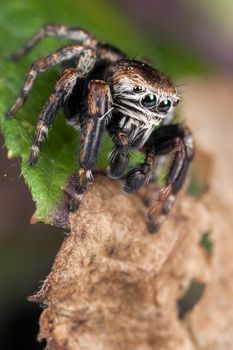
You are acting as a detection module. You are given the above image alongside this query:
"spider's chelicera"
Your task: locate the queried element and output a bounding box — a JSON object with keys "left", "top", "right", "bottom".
{"left": 5, "top": 24, "right": 194, "bottom": 232}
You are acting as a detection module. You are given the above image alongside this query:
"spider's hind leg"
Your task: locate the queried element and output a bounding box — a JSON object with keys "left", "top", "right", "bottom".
{"left": 28, "top": 68, "right": 81, "bottom": 166}
{"left": 8, "top": 24, "right": 97, "bottom": 61}
{"left": 5, "top": 45, "right": 95, "bottom": 118}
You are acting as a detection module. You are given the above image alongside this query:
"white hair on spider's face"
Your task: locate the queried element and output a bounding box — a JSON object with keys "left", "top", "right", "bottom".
{"left": 112, "top": 75, "right": 179, "bottom": 129}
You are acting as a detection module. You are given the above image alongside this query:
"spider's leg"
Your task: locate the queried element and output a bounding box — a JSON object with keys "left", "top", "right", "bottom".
{"left": 123, "top": 126, "right": 176, "bottom": 199}
{"left": 8, "top": 24, "right": 97, "bottom": 61}
{"left": 5, "top": 45, "right": 95, "bottom": 119}
{"left": 143, "top": 124, "right": 194, "bottom": 232}
{"left": 28, "top": 68, "right": 81, "bottom": 166}
{"left": 107, "top": 132, "right": 129, "bottom": 179}
{"left": 68, "top": 80, "right": 112, "bottom": 212}
{"left": 97, "top": 43, "right": 126, "bottom": 63}
{"left": 123, "top": 153, "right": 155, "bottom": 193}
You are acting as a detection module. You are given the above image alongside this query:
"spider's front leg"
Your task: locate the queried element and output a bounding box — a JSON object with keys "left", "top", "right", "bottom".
{"left": 68, "top": 80, "right": 112, "bottom": 212}
{"left": 145, "top": 124, "right": 194, "bottom": 232}
{"left": 123, "top": 124, "right": 194, "bottom": 232}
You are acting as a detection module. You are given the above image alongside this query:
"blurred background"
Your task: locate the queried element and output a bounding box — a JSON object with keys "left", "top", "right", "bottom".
{"left": 0, "top": 0, "right": 233, "bottom": 349}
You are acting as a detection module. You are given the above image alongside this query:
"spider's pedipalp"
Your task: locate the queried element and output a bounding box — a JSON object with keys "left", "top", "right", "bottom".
{"left": 123, "top": 153, "right": 155, "bottom": 193}
{"left": 108, "top": 131, "right": 129, "bottom": 179}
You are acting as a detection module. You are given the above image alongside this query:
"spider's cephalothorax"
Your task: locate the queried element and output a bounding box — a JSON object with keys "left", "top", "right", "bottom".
{"left": 5, "top": 24, "right": 194, "bottom": 232}
{"left": 108, "top": 59, "right": 180, "bottom": 147}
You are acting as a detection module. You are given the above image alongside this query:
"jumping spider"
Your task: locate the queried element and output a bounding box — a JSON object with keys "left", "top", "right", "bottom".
{"left": 5, "top": 24, "right": 194, "bottom": 232}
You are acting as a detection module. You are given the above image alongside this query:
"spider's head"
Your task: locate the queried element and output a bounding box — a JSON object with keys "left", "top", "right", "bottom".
{"left": 110, "top": 60, "right": 179, "bottom": 127}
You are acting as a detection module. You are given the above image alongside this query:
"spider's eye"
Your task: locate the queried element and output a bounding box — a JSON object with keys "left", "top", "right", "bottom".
{"left": 157, "top": 98, "right": 172, "bottom": 113}
{"left": 133, "top": 85, "right": 143, "bottom": 93}
{"left": 141, "top": 94, "right": 157, "bottom": 108}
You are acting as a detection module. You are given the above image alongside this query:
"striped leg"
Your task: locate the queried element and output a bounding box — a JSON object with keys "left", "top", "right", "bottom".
{"left": 28, "top": 68, "right": 81, "bottom": 166}
{"left": 5, "top": 45, "right": 95, "bottom": 118}
{"left": 8, "top": 24, "right": 97, "bottom": 61}
{"left": 68, "top": 80, "right": 112, "bottom": 212}
{"left": 144, "top": 124, "right": 194, "bottom": 232}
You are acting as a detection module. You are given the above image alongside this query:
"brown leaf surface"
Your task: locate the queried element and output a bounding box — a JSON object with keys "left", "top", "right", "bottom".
{"left": 181, "top": 77, "right": 233, "bottom": 350}
{"left": 32, "top": 77, "right": 233, "bottom": 350}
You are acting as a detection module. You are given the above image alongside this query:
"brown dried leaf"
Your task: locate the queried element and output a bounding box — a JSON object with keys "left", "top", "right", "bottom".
{"left": 32, "top": 77, "right": 233, "bottom": 350}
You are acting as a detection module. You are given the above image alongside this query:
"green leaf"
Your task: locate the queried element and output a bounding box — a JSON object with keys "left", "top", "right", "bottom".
{"left": 0, "top": 0, "right": 208, "bottom": 224}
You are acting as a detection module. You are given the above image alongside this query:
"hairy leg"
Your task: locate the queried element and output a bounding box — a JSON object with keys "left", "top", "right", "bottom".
{"left": 28, "top": 68, "right": 81, "bottom": 166}
{"left": 97, "top": 43, "right": 126, "bottom": 63}
{"left": 8, "top": 24, "right": 97, "bottom": 61}
{"left": 5, "top": 45, "right": 95, "bottom": 118}
{"left": 123, "top": 124, "right": 183, "bottom": 195}
{"left": 68, "top": 80, "right": 112, "bottom": 211}
{"left": 144, "top": 124, "right": 194, "bottom": 232}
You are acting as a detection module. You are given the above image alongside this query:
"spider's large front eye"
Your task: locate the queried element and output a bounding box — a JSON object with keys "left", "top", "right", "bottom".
{"left": 141, "top": 94, "right": 157, "bottom": 108}
{"left": 157, "top": 98, "right": 172, "bottom": 113}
